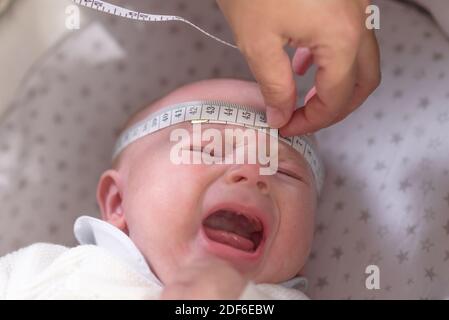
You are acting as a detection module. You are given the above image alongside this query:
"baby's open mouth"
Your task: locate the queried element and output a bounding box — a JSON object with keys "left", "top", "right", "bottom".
{"left": 202, "top": 209, "right": 263, "bottom": 252}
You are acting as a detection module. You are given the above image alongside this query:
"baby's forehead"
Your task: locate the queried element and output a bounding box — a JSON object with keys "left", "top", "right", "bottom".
{"left": 128, "top": 79, "right": 266, "bottom": 128}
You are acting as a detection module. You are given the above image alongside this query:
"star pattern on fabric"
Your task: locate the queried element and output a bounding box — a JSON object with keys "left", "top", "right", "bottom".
{"left": 315, "top": 222, "right": 326, "bottom": 235}
{"left": 354, "top": 239, "right": 367, "bottom": 253}
{"left": 418, "top": 97, "right": 430, "bottom": 109}
{"left": 444, "top": 251, "right": 449, "bottom": 262}
{"left": 399, "top": 179, "right": 412, "bottom": 192}
{"left": 396, "top": 250, "right": 409, "bottom": 264}
{"left": 374, "top": 111, "right": 384, "bottom": 120}
{"left": 393, "top": 89, "right": 403, "bottom": 99}
{"left": 359, "top": 210, "right": 371, "bottom": 223}
{"left": 377, "top": 225, "right": 389, "bottom": 238}
{"left": 432, "top": 52, "right": 445, "bottom": 61}
{"left": 374, "top": 161, "right": 387, "bottom": 171}
{"left": 443, "top": 220, "right": 449, "bottom": 235}
{"left": 420, "top": 180, "right": 435, "bottom": 196}
{"left": 423, "top": 207, "right": 436, "bottom": 221}
{"left": 427, "top": 138, "right": 442, "bottom": 150}
{"left": 316, "top": 277, "right": 329, "bottom": 290}
{"left": 80, "top": 86, "right": 91, "bottom": 98}
{"left": 393, "top": 66, "right": 404, "bottom": 77}
{"left": 391, "top": 133, "right": 403, "bottom": 145}
{"left": 423, "top": 31, "right": 432, "bottom": 39}
{"left": 438, "top": 112, "right": 449, "bottom": 124}
{"left": 334, "top": 201, "right": 345, "bottom": 211}
{"left": 444, "top": 193, "right": 449, "bottom": 207}
{"left": 331, "top": 247, "right": 344, "bottom": 260}
{"left": 334, "top": 176, "right": 346, "bottom": 188}
{"left": 394, "top": 43, "right": 404, "bottom": 53}
{"left": 421, "top": 238, "right": 435, "bottom": 252}
{"left": 425, "top": 268, "right": 436, "bottom": 281}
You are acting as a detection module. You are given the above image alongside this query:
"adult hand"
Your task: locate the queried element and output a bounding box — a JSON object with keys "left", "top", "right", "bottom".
{"left": 217, "top": 0, "right": 381, "bottom": 135}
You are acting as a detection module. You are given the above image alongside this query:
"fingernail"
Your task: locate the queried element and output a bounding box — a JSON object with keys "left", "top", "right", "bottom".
{"left": 266, "top": 106, "right": 285, "bottom": 128}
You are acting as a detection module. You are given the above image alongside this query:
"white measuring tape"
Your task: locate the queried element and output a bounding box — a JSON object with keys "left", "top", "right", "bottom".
{"left": 71, "top": 0, "right": 237, "bottom": 49}
{"left": 113, "top": 101, "right": 325, "bottom": 193}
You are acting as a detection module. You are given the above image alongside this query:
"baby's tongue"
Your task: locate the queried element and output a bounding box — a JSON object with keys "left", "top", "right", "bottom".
{"left": 203, "top": 211, "right": 257, "bottom": 252}
{"left": 203, "top": 227, "right": 255, "bottom": 252}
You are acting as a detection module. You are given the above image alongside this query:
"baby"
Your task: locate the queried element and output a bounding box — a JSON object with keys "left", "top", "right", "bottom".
{"left": 0, "top": 79, "right": 324, "bottom": 300}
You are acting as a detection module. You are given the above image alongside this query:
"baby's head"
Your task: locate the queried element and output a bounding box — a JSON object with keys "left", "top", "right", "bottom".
{"left": 96, "top": 79, "right": 323, "bottom": 285}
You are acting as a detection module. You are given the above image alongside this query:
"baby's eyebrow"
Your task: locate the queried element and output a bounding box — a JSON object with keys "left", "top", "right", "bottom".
{"left": 180, "top": 123, "right": 309, "bottom": 161}
{"left": 278, "top": 141, "right": 301, "bottom": 159}
{"left": 179, "top": 123, "right": 305, "bottom": 157}
{"left": 278, "top": 140, "right": 312, "bottom": 170}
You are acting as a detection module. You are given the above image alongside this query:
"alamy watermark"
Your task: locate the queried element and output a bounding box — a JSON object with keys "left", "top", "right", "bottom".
{"left": 366, "top": 5, "right": 381, "bottom": 30}
{"left": 365, "top": 264, "right": 380, "bottom": 290}
{"left": 65, "top": 5, "right": 80, "bottom": 30}
{"left": 169, "top": 124, "right": 279, "bottom": 175}
{"left": 65, "top": 4, "right": 381, "bottom": 31}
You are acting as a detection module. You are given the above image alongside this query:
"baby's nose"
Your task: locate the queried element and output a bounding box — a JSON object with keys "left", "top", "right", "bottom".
{"left": 225, "top": 164, "right": 270, "bottom": 194}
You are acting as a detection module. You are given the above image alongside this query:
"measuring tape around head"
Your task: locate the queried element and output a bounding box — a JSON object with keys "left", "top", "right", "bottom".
{"left": 71, "top": 0, "right": 237, "bottom": 49}
{"left": 113, "top": 101, "right": 325, "bottom": 194}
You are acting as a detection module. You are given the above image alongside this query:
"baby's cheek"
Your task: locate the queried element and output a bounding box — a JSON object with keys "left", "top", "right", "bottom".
{"left": 268, "top": 200, "right": 315, "bottom": 277}
{"left": 262, "top": 230, "right": 307, "bottom": 282}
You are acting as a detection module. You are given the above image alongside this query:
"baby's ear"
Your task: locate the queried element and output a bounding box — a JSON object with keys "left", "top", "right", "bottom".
{"left": 97, "top": 170, "right": 128, "bottom": 233}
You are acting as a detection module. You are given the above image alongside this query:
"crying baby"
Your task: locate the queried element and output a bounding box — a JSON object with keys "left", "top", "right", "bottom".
{"left": 0, "top": 79, "right": 324, "bottom": 300}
